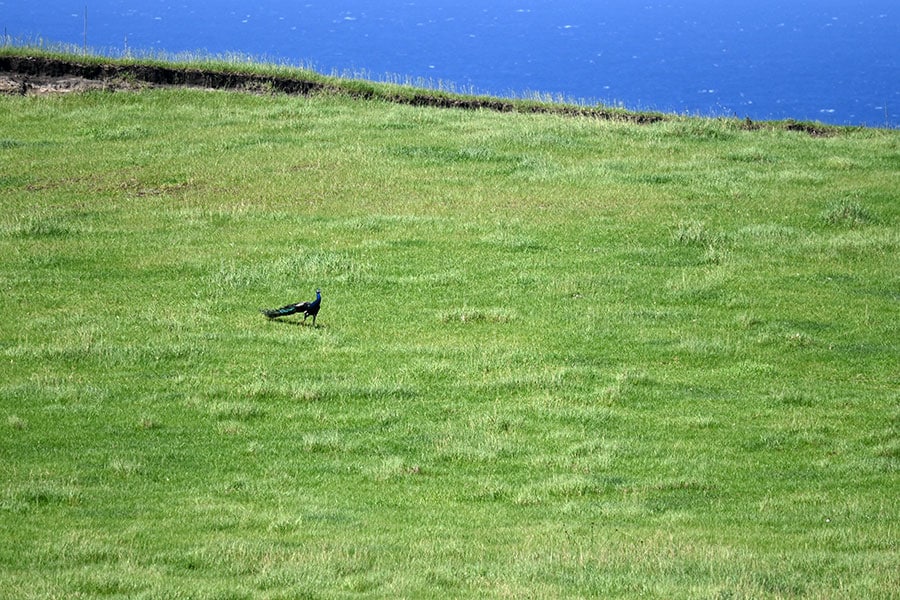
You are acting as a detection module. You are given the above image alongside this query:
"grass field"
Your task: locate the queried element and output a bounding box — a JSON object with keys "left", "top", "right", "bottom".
{"left": 1, "top": 73, "right": 898, "bottom": 598}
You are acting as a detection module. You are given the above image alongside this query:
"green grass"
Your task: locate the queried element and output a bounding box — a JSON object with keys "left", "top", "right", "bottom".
{"left": 0, "top": 78, "right": 898, "bottom": 598}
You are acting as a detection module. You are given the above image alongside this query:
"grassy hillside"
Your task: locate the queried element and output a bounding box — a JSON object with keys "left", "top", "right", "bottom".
{"left": 0, "top": 76, "right": 898, "bottom": 598}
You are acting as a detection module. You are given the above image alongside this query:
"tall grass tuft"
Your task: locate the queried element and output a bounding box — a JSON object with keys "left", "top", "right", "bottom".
{"left": 821, "top": 198, "right": 877, "bottom": 226}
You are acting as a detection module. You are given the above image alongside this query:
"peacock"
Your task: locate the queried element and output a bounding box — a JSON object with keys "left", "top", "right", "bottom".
{"left": 261, "top": 288, "right": 321, "bottom": 325}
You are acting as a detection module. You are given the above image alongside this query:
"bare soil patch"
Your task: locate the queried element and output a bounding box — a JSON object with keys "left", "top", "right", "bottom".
{"left": 0, "top": 73, "right": 143, "bottom": 95}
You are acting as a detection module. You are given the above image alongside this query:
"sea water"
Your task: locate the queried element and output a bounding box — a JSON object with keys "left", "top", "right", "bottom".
{"left": 3, "top": 0, "right": 898, "bottom": 126}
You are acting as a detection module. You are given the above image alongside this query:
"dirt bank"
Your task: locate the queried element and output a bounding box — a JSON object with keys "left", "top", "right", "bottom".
{"left": 0, "top": 54, "right": 665, "bottom": 123}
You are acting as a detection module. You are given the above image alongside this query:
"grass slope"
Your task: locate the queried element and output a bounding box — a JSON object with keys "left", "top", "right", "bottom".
{"left": 0, "top": 46, "right": 665, "bottom": 124}
{"left": 0, "top": 84, "right": 898, "bottom": 598}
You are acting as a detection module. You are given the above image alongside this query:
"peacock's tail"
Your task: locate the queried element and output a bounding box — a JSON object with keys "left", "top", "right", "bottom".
{"left": 261, "top": 304, "right": 300, "bottom": 318}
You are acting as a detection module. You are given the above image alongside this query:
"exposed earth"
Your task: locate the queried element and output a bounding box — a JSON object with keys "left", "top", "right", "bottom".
{"left": 0, "top": 73, "right": 138, "bottom": 95}
{"left": 0, "top": 54, "right": 651, "bottom": 118}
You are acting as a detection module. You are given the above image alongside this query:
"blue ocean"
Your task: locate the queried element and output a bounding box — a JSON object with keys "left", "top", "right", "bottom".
{"left": 3, "top": 1, "right": 898, "bottom": 126}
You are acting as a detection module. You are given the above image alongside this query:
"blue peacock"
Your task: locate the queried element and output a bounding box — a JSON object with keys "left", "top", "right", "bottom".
{"left": 262, "top": 288, "right": 321, "bottom": 325}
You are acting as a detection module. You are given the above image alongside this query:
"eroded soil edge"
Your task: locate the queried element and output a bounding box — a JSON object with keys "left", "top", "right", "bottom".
{"left": 0, "top": 54, "right": 667, "bottom": 125}
{"left": 1, "top": 54, "right": 835, "bottom": 134}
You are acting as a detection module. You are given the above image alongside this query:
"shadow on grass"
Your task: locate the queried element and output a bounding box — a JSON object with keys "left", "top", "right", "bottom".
{"left": 264, "top": 317, "right": 325, "bottom": 329}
